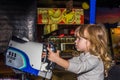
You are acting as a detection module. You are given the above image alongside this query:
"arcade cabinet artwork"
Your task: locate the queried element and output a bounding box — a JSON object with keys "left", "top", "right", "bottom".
{"left": 111, "top": 28, "right": 120, "bottom": 63}
{"left": 5, "top": 36, "right": 56, "bottom": 79}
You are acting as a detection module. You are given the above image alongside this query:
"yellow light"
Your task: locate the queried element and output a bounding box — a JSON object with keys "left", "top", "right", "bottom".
{"left": 113, "top": 28, "right": 120, "bottom": 34}
{"left": 82, "top": 2, "right": 89, "bottom": 10}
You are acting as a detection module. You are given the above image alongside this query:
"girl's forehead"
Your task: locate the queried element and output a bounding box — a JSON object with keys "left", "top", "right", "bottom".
{"left": 75, "top": 32, "right": 83, "bottom": 38}
{"left": 75, "top": 31, "right": 80, "bottom": 36}
{"left": 75, "top": 29, "right": 89, "bottom": 38}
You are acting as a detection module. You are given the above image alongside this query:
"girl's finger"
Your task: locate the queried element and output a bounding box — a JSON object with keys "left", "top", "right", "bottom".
{"left": 47, "top": 47, "right": 52, "bottom": 53}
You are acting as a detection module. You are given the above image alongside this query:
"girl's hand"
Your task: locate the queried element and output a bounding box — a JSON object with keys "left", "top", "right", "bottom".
{"left": 47, "top": 47, "right": 60, "bottom": 63}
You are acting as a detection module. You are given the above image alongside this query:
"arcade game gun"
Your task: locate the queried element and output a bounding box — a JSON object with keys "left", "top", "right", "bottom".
{"left": 5, "top": 36, "right": 56, "bottom": 79}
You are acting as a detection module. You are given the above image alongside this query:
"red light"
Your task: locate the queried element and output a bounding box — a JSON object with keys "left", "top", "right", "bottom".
{"left": 58, "top": 34, "right": 65, "bottom": 38}
{"left": 70, "top": 29, "right": 74, "bottom": 35}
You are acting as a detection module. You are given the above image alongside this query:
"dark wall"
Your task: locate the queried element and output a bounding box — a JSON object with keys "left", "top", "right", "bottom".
{"left": 0, "top": 0, "right": 36, "bottom": 53}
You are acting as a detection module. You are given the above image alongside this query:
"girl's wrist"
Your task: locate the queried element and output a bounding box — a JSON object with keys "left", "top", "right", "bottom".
{"left": 54, "top": 56, "right": 61, "bottom": 63}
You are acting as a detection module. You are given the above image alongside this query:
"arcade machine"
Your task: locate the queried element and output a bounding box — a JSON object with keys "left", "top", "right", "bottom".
{"left": 5, "top": 36, "right": 56, "bottom": 80}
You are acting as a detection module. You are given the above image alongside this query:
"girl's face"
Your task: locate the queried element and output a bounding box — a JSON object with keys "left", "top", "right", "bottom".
{"left": 74, "top": 31, "right": 90, "bottom": 52}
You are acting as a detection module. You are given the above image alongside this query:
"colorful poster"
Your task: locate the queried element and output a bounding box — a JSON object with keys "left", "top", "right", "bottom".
{"left": 37, "top": 8, "right": 84, "bottom": 24}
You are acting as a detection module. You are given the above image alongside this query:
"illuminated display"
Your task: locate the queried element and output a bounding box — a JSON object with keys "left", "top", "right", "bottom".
{"left": 37, "top": 8, "right": 84, "bottom": 24}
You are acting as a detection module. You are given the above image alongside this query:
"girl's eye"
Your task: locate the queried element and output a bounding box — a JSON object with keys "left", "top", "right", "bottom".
{"left": 78, "top": 38, "right": 80, "bottom": 40}
{"left": 78, "top": 37, "right": 82, "bottom": 40}
{"left": 75, "top": 36, "right": 83, "bottom": 41}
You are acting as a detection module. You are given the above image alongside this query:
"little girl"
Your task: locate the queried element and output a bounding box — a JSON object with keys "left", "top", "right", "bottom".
{"left": 47, "top": 24, "right": 112, "bottom": 80}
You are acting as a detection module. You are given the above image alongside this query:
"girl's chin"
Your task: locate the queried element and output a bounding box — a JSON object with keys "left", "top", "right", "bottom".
{"left": 76, "top": 48, "right": 82, "bottom": 52}
{"left": 76, "top": 48, "right": 80, "bottom": 51}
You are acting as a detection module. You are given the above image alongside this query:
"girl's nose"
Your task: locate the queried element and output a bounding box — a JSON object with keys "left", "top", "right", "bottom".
{"left": 74, "top": 40, "right": 77, "bottom": 43}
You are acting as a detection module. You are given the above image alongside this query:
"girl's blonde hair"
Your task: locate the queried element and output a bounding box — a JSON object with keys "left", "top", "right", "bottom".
{"left": 75, "top": 24, "right": 112, "bottom": 77}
